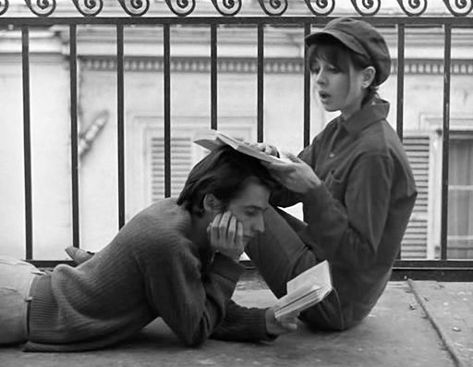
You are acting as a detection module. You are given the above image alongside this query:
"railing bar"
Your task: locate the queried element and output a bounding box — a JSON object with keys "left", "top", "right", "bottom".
{"left": 163, "top": 24, "right": 171, "bottom": 198}
{"left": 396, "top": 23, "right": 405, "bottom": 141}
{"left": 303, "top": 23, "right": 311, "bottom": 148}
{"left": 257, "top": 24, "right": 264, "bottom": 142}
{"left": 21, "top": 26, "right": 32, "bottom": 260}
{"left": 395, "top": 259, "right": 473, "bottom": 267}
{"left": 1, "top": 17, "right": 472, "bottom": 26}
{"left": 33, "top": 258, "right": 473, "bottom": 270}
{"left": 116, "top": 24, "right": 125, "bottom": 228}
{"left": 440, "top": 24, "right": 452, "bottom": 260}
{"left": 396, "top": 23, "right": 405, "bottom": 260}
{"left": 69, "top": 24, "right": 80, "bottom": 248}
{"left": 210, "top": 24, "right": 217, "bottom": 130}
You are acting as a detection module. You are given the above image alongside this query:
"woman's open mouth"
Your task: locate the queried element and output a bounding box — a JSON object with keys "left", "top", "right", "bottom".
{"left": 319, "top": 91, "right": 330, "bottom": 102}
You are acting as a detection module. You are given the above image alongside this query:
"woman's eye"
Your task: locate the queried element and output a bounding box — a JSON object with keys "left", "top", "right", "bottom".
{"left": 327, "top": 65, "right": 340, "bottom": 73}
{"left": 309, "top": 65, "right": 318, "bottom": 73}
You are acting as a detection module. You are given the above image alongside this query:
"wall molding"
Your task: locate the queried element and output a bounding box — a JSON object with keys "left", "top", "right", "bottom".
{"left": 82, "top": 56, "right": 473, "bottom": 76}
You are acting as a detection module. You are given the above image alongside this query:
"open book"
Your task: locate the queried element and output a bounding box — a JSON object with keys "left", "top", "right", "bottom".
{"left": 273, "top": 260, "right": 333, "bottom": 320}
{"left": 193, "top": 129, "right": 284, "bottom": 164}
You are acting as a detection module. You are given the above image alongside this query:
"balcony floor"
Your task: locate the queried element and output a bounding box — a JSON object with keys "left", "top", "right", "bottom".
{"left": 1, "top": 279, "right": 472, "bottom": 367}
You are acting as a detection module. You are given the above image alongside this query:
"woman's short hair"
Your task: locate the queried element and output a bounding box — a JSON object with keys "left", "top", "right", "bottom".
{"left": 177, "top": 145, "right": 275, "bottom": 215}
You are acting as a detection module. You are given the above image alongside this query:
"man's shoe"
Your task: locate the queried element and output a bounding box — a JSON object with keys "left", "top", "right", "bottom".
{"left": 65, "top": 246, "right": 94, "bottom": 265}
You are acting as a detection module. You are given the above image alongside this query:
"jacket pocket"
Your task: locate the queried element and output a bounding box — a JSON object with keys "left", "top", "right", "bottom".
{"left": 324, "top": 171, "right": 344, "bottom": 202}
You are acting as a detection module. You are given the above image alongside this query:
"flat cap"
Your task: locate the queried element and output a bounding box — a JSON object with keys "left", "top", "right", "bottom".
{"left": 305, "top": 17, "right": 391, "bottom": 85}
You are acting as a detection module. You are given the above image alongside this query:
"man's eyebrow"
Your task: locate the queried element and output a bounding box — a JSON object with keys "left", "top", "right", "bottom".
{"left": 245, "top": 204, "right": 269, "bottom": 211}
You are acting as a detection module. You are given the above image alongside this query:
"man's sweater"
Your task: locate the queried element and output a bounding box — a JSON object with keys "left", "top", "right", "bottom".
{"left": 25, "top": 199, "right": 267, "bottom": 352}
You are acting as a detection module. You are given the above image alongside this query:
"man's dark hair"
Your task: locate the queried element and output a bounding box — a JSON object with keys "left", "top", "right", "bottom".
{"left": 177, "top": 146, "right": 275, "bottom": 216}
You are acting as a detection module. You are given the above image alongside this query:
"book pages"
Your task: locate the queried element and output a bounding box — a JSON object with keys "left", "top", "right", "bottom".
{"left": 194, "top": 129, "right": 283, "bottom": 164}
{"left": 274, "top": 260, "right": 332, "bottom": 320}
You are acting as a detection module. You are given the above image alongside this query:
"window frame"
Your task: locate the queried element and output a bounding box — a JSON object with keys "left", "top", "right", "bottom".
{"left": 419, "top": 115, "right": 473, "bottom": 259}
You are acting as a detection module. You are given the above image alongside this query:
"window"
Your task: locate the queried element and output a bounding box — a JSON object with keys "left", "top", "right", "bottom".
{"left": 417, "top": 116, "right": 473, "bottom": 260}
{"left": 146, "top": 125, "right": 256, "bottom": 202}
{"left": 126, "top": 115, "right": 256, "bottom": 219}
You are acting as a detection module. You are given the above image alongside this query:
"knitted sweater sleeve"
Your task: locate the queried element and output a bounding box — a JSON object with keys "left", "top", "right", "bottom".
{"left": 141, "top": 242, "right": 243, "bottom": 347}
{"left": 210, "top": 300, "right": 274, "bottom": 342}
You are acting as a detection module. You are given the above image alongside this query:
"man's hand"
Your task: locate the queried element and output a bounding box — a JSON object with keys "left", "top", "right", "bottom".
{"left": 265, "top": 153, "right": 322, "bottom": 194}
{"left": 208, "top": 211, "right": 245, "bottom": 261}
{"left": 265, "top": 307, "right": 299, "bottom": 336}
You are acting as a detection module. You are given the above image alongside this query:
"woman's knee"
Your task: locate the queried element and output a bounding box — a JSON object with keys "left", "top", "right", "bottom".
{"left": 298, "top": 290, "right": 346, "bottom": 331}
{"left": 299, "top": 308, "right": 347, "bottom": 332}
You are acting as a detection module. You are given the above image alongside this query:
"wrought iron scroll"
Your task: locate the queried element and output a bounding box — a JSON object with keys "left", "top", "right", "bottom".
{"left": 211, "top": 0, "right": 242, "bottom": 16}
{"left": 304, "top": 0, "right": 335, "bottom": 16}
{"left": 396, "top": 0, "right": 427, "bottom": 16}
{"left": 24, "top": 0, "right": 56, "bottom": 16}
{"left": 0, "top": 0, "right": 8, "bottom": 16}
{"left": 350, "top": 0, "right": 381, "bottom": 15}
{"left": 0, "top": 1, "right": 471, "bottom": 21}
{"left": 71, "top": 0, "right": 103, "bottom": 17}
{"left": 257, "top": 0, "right": 288, "bottom": 16}
{"left": 443, "top": 0, "right": 473, "bottom": 16}
{"left": 117, "top": 0, "right": 150, "bottom": 16}
{"left": 164, "top": 0, "right": 196, "bottom": 17}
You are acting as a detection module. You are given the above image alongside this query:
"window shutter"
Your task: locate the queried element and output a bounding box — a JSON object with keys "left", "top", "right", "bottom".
{"left": 149, "top": 136, "right": 193, "bottom": 201}
{"left": 401, "top": 135, "right": 430, "bottom": 259}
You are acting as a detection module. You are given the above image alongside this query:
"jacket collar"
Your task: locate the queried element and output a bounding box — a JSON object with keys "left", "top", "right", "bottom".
{"left": 338, "top": 98, "right": 390, "bottom": 137}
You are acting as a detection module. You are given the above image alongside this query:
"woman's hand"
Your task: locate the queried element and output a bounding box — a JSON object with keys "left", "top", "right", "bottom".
{"left": 208, "top": 211, "right": 245, "bottom": 261}
{"left": 265, "top": 307, "right": 299, "bottom": 336}
{"left": 265, "top": 153, "right": 322, "bottom": 194}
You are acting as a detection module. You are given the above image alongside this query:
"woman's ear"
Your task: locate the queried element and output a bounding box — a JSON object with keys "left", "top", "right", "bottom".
{"left": 362, "top": 66, "right": 376, "bottom": 88}
{"left": 203, "top": 194, "right": 223, "bottom": 214}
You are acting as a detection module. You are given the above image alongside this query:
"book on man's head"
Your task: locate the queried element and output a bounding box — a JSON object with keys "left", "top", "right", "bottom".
{"left": 273, "top": 260, "right": 333, "bottom": 320}
{"left": 193, "top": 129, "right": 283, "bottom": 164}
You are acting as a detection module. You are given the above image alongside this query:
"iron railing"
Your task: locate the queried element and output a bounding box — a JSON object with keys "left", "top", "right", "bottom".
{"left": 1, "top": 0, "right": 473, "bottom": 280}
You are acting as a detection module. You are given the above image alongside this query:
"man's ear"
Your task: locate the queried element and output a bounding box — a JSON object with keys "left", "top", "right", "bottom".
{"left": 362, "top": 66, "right": 376, "bottom": 88}
{"left": 203, "top": 194, "right": 223, "bottom": 214}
